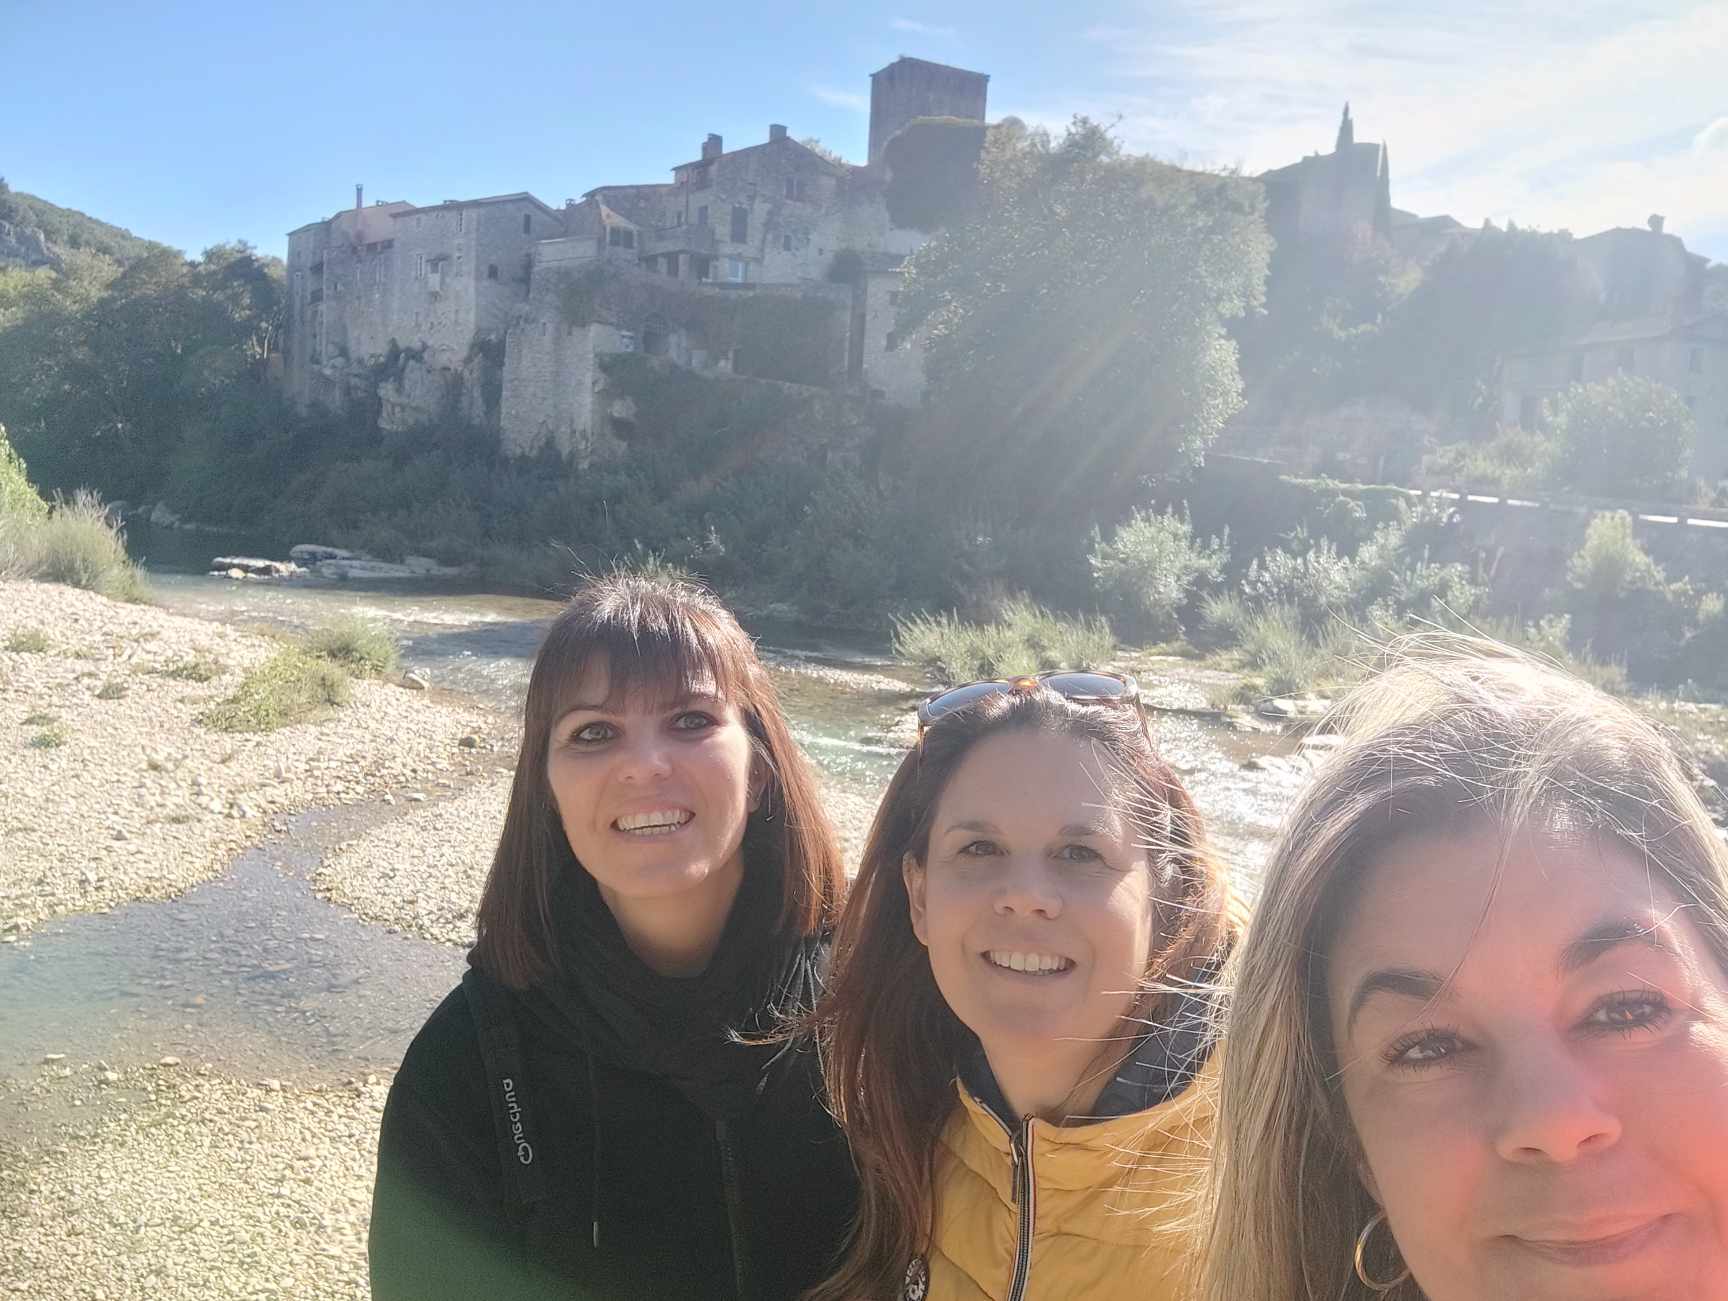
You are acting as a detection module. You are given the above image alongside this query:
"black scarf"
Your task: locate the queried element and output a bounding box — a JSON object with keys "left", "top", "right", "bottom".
{"left": 520, "top": 860, "right": 818, "bottom": 1121}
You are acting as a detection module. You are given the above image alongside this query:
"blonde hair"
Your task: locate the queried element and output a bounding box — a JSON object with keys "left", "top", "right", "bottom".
{"left": 1197, "top": 637, "right": 1728, "bottom": 1301}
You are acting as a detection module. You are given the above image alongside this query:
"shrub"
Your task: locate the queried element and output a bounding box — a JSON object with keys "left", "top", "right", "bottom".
{"left": 5, "top": 628, "right": 52, "bottom": 654}
{"left": 302, "top": 616, "right": 401, "bottom": 678}
{"left": 1192, "top": 592, "right": 1253, "bottom": 651}
{"left": 153, "top": 654, "right": 225, "bottom": 682}
{"left": 893, "top": 600, "right": 1115, "bottom": 686}
{"left": 1349, "top": 508, "right": 1484, "bottom": 625}
{"left": 27, "top": 724, "right": 68, "bottom": 750}
{"left": 0, "top": 422, "right": 48, "bottom": 523}
{"left": 2, "top": 491, "right": 152, "bottom": 603}
{"left": 1560, "top": 511, "right": 1693, "bottom": 680}
{"left": 200, "top": 649, "right": 350, "bottom": 733}
{"left": 95, "top": 679, "right": 128, "bottom": 700}
{"left": 1242, "top": 533, "right": 1357, "bottom": 633}
{"left": 1549, "top": 375, "right": 1695, "bottom": 499}
{"left": 1424, "top": 426, "right": 1560, "bottom": 494}
{"left": 1088, "top": 508, "right": 1228, "bottom": 642}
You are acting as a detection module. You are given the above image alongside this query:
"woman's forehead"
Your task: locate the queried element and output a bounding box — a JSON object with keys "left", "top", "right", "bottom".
{"left": 550, "top": 650, "right": 726, "bottom": 714}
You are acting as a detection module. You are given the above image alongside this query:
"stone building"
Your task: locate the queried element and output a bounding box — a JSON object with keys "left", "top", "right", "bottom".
{"left": 283, "top": 56, "right": 987, "bottom": 459}
{"left": 1498, "top": 220, "right": 1728, "bottom": 481}
{"left": 1258, "top": 105, "right": 1392, "bottom": 249}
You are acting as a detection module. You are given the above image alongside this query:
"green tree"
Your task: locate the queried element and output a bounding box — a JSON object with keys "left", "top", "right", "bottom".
{"left": 1549, "top": 375, "right": 1695, "bottom": 499}
{"left": 1378, "top": 226, "right": 1593, "bottom": 429}
{"left": 899, "top": 117, "right": 1271, "bottom": 529}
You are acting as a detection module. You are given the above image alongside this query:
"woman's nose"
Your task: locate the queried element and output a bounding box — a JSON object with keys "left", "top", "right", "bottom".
{"left": 1490, "top": 1037, "right": 1622, "bottom": 1165}
{"left": 617, "top": 736, "right": 674, "bottom": 782}
{"left": 992, "top": 857, "right": 1063, "bottom": 919}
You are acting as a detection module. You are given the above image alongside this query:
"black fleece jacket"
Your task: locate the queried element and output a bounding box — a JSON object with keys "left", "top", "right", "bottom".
{"left": 369, "top": 960, "right": 857, "bottom": 1300}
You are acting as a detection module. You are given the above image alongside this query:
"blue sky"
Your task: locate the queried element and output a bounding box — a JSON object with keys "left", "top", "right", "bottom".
{"left": 5, "top": 0, "right": 1725, "bottom": 264}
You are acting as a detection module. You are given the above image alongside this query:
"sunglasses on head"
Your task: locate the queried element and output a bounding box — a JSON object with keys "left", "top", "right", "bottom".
{"left": 915, "top": 669, "right": 1143, "bottom": 736}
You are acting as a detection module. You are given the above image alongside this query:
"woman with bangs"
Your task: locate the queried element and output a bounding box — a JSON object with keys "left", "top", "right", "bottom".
{"left": 1200, "top": 643, "right": 1728, "bottom": 1301}
{"left": 370, "top": 571, "right": 856, "bottom": 1300}
{"left": 808, "top": 672, "right": 1240, "bottom": 1301}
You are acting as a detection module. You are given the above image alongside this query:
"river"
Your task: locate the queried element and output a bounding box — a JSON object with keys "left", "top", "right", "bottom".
{"left": 0, "top": 542, "right": 1302, "bottom": 1102}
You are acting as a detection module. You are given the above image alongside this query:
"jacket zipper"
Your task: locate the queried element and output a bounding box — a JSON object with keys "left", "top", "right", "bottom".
{"left": 987, "top": 1110, "right": 1037, "bottom": 1301}
{"left": 715, "top": 1118, "right": 752, "bottom": 1300}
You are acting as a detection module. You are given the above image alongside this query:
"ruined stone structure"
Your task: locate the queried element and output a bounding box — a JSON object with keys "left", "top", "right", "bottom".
{"left": 284, "top": 57, "right": 983, "bottom": 460}
{"left": 1258, "top": 105, "right": 1392, "bottom": 249}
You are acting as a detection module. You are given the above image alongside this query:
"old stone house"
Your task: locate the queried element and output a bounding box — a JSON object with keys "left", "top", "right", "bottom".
{"left": 1499, "top": 221, "right": 1728, "bottom": 481}
{"left": 283, "top": 56, "right": 987, "bottom": 460}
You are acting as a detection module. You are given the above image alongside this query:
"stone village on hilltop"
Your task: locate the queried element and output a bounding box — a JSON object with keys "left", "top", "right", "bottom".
{"left": 283, "top": 57, "right": 1728, "bottom": 476}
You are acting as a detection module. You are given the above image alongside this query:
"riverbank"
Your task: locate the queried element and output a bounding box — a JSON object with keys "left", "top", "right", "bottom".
{"left": 0, "top": 579, "right": 511, "bottom": 938}
{"left": 0, "top": 1060, "right": 386, "bottom": 1300}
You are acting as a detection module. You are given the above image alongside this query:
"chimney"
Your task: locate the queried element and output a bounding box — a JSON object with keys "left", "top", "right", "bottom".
{"left": 1648, "top": 214, "right": 1666, "bottom": 234}
{"left": 769, "top": 123, "right": 788, "bottom": 142}
{"left": 702, "top": 133, "right": 724, "bottom": 161}
{"left": 355, "top": 183, "right": 363, "bottom": 212}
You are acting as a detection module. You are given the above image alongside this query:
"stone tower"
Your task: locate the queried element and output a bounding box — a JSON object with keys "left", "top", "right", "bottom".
{"left": 868, "top": 56, "right": 989, "bottom": 163}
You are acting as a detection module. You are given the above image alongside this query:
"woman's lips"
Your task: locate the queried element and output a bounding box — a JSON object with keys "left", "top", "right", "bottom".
{"left": 1508, "top": 1214, "right": 1674, "bottom": 1268}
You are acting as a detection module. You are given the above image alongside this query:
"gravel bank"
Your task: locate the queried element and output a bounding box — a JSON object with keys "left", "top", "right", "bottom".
{"left": 0, "top": 1060, "right": 387, "bottom": 1300}
{"left": 313, "top": 771, "right": 883, "bottom": 947}
{"left": 0, "top": 580, "right": 509, "bottom": 936}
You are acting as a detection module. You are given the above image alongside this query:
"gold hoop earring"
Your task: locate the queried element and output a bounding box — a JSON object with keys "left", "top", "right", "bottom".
{"left": 1353, "top": 1211, "right": 1411, "bottom": 1293}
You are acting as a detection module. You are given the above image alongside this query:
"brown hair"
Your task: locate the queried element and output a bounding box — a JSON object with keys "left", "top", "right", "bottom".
{"left": 808, "top": 687, "right": 1236, "bottom": 1300}
{"left": 469, "top": 570, "right": 846, "bottom": 989}
{"left": 1198, "top": 638, "right": 1728, "bottom": 1301}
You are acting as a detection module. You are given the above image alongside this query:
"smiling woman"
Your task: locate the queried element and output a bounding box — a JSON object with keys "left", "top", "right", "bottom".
{"left": 1199, "top": 641, "right": 1728, "bottom": 1301}
{"left": 368, "top": 570, "right": 855, "bottom": 1300}
{"left": 807, "top": 682, "right": 1239, "bottom": 1301}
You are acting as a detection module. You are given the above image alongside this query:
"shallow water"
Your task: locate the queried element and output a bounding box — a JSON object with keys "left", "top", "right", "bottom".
{"left": 1, "top": 565, "right": 1298, "bottom": 1088}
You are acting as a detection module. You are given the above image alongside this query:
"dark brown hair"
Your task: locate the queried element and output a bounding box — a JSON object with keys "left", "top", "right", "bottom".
{"left": 470, "top": 570, "right": 846, "bottom": 989}
{"left": 808, "top": 687, "right": 1236, "bottom": 1301}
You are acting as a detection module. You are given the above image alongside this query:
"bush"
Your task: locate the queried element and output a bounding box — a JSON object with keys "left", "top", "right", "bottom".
{"left": 302, "top": 616, "right": 401, "bottom": 678}
{"left": 152, "top": 653, "right": 225, "bottom": 682}
{"left": 1192, "top": 591, "right": 1253, "bottom": 651}
{"left": 1564, "top": 511, "right": 1664, "bottom": 597}
{"left": 893, "top": 599, "right": 1116, "bottom": 686}
{"left": 5, "top": 627, "right": 52, "bottom": 654}
{"left": 0, "top": 491, "right": 152, "bottom": 603}
{"left": 1349, "top": 506, "right": 1484, "bottom": 625}
{"left": 0, "top": 422, "right": 48, "bottom": 523}
{"left": 1424, "top": 427, "right": 1560, "bottom": 494}
{"left": 1242, "top": 533, "right": 1357, "bottom": 633}
{"left": 200, "top": 649, "right": 350, "bottom": 733}
{"left": 1088, "top": 508, "right": 1228, "bottom": 642}
{"left": 1549, "top": 375, "right": 1696, "bottom": 500}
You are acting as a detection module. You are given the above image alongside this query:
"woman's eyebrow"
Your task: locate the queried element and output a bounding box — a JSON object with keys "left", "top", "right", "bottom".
{"left": 1346, "top": 967, "right": 1447, "bottom": 1038}
{"left": 1558, "top": 916, "right": 1678, "bottom": 975}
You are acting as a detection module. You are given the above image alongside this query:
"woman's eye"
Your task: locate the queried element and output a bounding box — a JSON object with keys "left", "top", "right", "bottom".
{"left": 1055, "top": 843, "right": 1102, "bottom": 863}
{"left": 957, "top": 840, "right": 1001, "bottom": 857}
{"left": 1385, "top": 1029, "right": 1465, "bottom": 1070}
{"left": 672, "top": 711, "right": 717, "bottom": 732}
{"left": 1585, "top": 991, "right": 1672, "bottom": 1035}
{"left": 570, "top": 721, "right": 614, "bottom": 744}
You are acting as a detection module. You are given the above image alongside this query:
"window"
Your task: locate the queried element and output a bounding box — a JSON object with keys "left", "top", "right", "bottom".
{"left": 616, "top": 330, "right": 638, "bottom": 353}
{"left": 886, "top": 330, "right": 902, "bottom": 353}
{"left": 665, "top": 253, "right": 680, "bottom": 277}
{"left": 693, "top": 255, "right": 712, "bottom": 281}
{"left": 457, "top": 210, "right": 465, "bottom": 233}
{"left": 487, "top": 264, "right": 499, "bottom": 281}
{"left": 1692, "top": 348, "right": 1705, "bottom": 374}
{"left": 1616, "top": 345, "right": 1635, "bottom": 372}
{"left": 523, "top": 213, "right": 532, "bottom": 235}
{"left": 783, "top": 176, "right": 803, "bottom": 200}
{"left": 607, "top": 226, "right": 636, "bottom": 249}
{"left": 730, "top": 205, "right": 748, "bottom": 243}
{"left": 696, "top": 205, "right": 709, "bottom": 228}
{"left": 726, "top": 257, "right": 747, "bottom": 283}
{"left": 414, "top": 253, "right": 425, "bottom": 279}
{"left": 781, "top": 234, "right": 794, "bottom": 252}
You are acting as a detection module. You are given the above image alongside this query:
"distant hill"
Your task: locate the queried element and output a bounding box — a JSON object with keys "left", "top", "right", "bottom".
{"left": 0, "top": 179, "right": 176, "bottom": 268}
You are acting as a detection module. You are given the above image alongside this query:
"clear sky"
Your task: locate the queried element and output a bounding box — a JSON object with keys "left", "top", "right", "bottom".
{"left": 5, "top": 0, "right": 1725, "bottom": 264}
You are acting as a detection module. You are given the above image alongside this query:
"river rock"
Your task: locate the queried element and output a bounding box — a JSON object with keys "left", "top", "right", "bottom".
{"left": 288, "top": 544, "right": 357, "bottom": 564}
{"left": 402, "top": 671, "right": 430, "bottom": 691}
{"left": 211, "top": 557, "right": 303, "bottom": 579}
{"left": 148, "top": 503, "right": 184, "bottom": 529}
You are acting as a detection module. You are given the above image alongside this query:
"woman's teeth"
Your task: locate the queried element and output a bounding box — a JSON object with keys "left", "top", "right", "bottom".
{"left": 985, "top": 950, "right": 1074, "bottom": 975}
{"left": 615, "top": 809, "right": 693, "bottom": 835}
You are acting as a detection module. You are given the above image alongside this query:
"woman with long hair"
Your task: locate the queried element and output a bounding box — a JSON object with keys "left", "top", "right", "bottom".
{"left": 369, "top": 571, "right": 855, "bottom": 1300}
{"left": 1200, "top": 642, "right": 1728, "bottom": 1301}
{"left": 810, "top": 672, "right": 1239, "bottom": 1300}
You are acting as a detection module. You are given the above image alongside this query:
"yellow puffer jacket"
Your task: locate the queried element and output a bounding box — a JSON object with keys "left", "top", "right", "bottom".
{"left": 910, "top": 1054, "right": 1217, "bottom": 1301}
